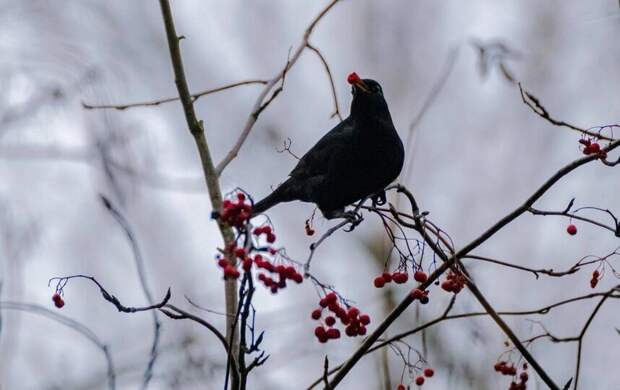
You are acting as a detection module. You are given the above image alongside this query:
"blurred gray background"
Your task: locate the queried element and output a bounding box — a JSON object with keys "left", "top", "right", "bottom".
{"left": 0, "top": 1, "right": 619, "bottom": 389}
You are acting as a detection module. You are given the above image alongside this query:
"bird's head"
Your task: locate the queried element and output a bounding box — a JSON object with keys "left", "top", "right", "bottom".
{"left": 347, "top": 72, "right": 389, "bottom": 118}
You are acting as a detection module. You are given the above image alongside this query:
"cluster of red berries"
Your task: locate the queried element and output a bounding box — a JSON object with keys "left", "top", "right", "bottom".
{"left": 566, "top": 224, "right": 577, "bottom": 236}
{"left": 410, "top": 288, "right": 430, "bottom": 304}
{"left": 52, "top": 293, "right": 65, "bottom": 309}
{"left": 440, "top": 271, "right": 466, "bottom": 294}
{"left": 579, "top": 138, "right": 607, "bottom": 159}
{"left": 256, "top": 256, "right": 303, "bottom": 293}
{"left": 590, "top": 269, "right": 600, "bottom": 289}
{"left": 494, "top": 361, "right": 529, "bottom": 390}
{"left": 311, "top": 292, "right": 371, "bottom": 343}
{"left": 220, "top": 193, "right": 252, "bottom": 228}
{"left": 374, "top": 271, "right": 409, "bottom": 288}
{"left": 396, "top": 368, "right": 434, "bottom": 388}
{"left": 252, "top": 224, "right": 276, "bottom": 243}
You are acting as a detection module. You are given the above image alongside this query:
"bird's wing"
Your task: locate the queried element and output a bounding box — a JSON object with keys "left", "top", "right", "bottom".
{"left": 289, "top": 119, "right": 353, "bottom": 179}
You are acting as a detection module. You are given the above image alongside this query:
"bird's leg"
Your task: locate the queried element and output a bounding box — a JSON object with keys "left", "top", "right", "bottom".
{"left": 371, "top": 191, "right": 387, "bottom": 207}
{"left": 322, "top": 208, "right": 363, "bottom": 231}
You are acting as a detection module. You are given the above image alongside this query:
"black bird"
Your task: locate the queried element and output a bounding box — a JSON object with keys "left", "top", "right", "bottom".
{"left": 253, "top": 73, "right": 404, "bottom": 219}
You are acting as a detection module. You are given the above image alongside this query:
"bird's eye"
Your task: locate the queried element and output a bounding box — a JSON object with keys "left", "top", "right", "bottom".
{"left": 373, "top": 85, "right": 382, "bottom": 94}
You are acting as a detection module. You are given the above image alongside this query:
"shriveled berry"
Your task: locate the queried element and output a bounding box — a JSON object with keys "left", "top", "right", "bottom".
{"left": 374, "top": 276, "right": 386, "bottom": 288}
{"left": 311, "top": 309, "right": 322, "bottom": 320}
{"left": 414, "top": 271, "right": 428, "bottom": 283}
{"left": 566, "top": 224, "right": 577, "bottom": 235}
{"left": 590, "top": 278, "right": 598, "bottom": 289}
{"left": 593, "top": 270, "right": 600, "bottom": 278}
{"left": 423, "top": 368, "right": 434, "bottom": 377}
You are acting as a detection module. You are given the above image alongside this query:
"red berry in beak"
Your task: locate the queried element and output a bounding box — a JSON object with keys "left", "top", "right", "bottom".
{"left": 347, "top": 72, "right": 361, "bottom": 84}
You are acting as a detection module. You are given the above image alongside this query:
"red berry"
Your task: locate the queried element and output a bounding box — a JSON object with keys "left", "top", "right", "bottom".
{"left": 266, "top": 233, "right": 276, "bottom": 243}
{"left": 494, "top": 362, "right": 505, "bottom": 372}
{"left": 593, "top": 270, "right": 600, "bottom": 278}
{"left": 392, "top": 272, "right": 408, "bottom": 284}
{"left": 224, "top": 265, "right": 240, "bottom": 279}
{"left": 397, "top": 385, "right": 406, "bottom": 390}
{"left": 234, "top": 248, "right": 246, "bottom": 258}
{"left": 414, "top": 271, "right": 428, "bottom": 283}
{"left": 359, "top": 314, "right": 371, "bottom": 325}
{"left": 382, "top": 272, "right": 392, "bottom": 283}
{"left": 441, "top": 281, "right": 453, "bottom": 292}
{"left": 583, "top": 145, "right": 593, "bottom": 155}
{"left": 319, "top": 298, "right": 328, "bottom": 308}
{"left": 237, "top": 192, "right": 246, "bottom": 201}
{"left": 415, "top": 376, "right": 425, "bottom": 385}
{"left": 217, "top": 258, "right": 230, "bottom": 268}
{"left": 326, "top": 328, "right": 341, "bottom": 339}
{"left": 423, "top": 368, "right": 434, "bottom": 377}
{"left": 54, "top": 298, "right": 65, "bottom": 308}
{"left": 410, "top": 288, "right": 424, "bottom": 300}
{"left": 348, "top": 307, "right": 360, "bottom": 319}
{"left": 374, "top": 276, "right": 386, "bottom": 288}
{"left": 357, "top": 326, "right": 367, "bottom": 335}
{"left": 520, "top": 372, "right": 529, "bottom": 382}
{"left": 52, "top": 293, "right": 61, "bottom": 302}
{"left": 325, "top": 316, "right": 336, "bottom": 326}
{"left": 326, "top": 292, "right": 338, "bottom": 303}
{"left": 347, "top": 72, "right": 361, "bottom": 84}
{"left": 242, "top": 258, "right": 252, "bottom": 272}
{"left": 345, "top": 325, "right": 357, "bottom": 337}
{"left": 566, "top": 224, "right": 577, "bottom": 235}
{"left": 590, "top": 142, "right": 601, "bottom": 153}
{"left": 311, "top": 309, "right": 322, "bottom": 320}
{"left": 292, "top": 272, "right": 303, "bottom": 284}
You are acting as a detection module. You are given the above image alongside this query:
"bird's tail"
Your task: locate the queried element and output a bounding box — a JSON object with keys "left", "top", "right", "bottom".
{"left": 252, "top": 178, "right": 297, "bottom": 215}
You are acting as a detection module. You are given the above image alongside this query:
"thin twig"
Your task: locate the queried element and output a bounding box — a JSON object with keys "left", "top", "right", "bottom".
{"left": 214, "top": 0, "right": 342, "bottom": 176}
{"left": 306, "top": 43, "right": 342, "bottom": 121}
{"left": 81, "top": 80, "right": 267, "bottom": 110}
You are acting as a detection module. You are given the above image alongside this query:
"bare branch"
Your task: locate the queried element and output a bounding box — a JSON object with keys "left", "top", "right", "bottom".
{"left": 81, "top": 79, "right": 267, "bottom": 110}
{"left": 214, "top": 0, "right": 342, "bottom": 176}
{"left": 306, "top": 43, "right": 343, "bottom": 121}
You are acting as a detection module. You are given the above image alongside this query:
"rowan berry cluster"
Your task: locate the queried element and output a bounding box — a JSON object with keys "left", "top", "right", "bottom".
{"left": 440, "top": 270, "right": 466, "bottom": 294}
{"left": 579, "top": 138, "right": 607, "bottom": 159}
{"left": 311, "top": 292, "right": 371, "bottom": 343}
{"left": 51, "top": 292, "right": 64, "bottom": 309}
{"left": 396, "top": 368, "right": 435, "bottom": 388}
{"left": 494, "top": 361, "right": 529, "bottom": 390}
{"left": 215, "top": 191, "right": 303, "bottom": 294}
{"left": 374, "top": 271, "right": 409, "bottom": 288}
{"left": 219, "top": 193, "right": 252, "bottom": 228}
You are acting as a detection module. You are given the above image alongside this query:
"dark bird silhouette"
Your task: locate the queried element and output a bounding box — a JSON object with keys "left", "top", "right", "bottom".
{"left": 253, "top": 73, "right": 404, "bottom": 219}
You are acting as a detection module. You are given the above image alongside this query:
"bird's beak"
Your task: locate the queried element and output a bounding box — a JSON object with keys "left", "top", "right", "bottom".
{"left": 353, "top": 79, "right": 370, "bottom": 93}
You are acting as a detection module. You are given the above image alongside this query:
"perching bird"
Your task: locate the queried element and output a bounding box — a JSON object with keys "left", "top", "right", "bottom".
{"left": 253, "top": 73, "right": 404, "bottom": 219}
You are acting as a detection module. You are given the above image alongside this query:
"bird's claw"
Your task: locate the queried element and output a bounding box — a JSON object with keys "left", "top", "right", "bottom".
{"left": 371, "top": 192, "right": 387, "bottom": 207}
{"left": 343, "top": 211, "right": 363, "bottom": 232}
